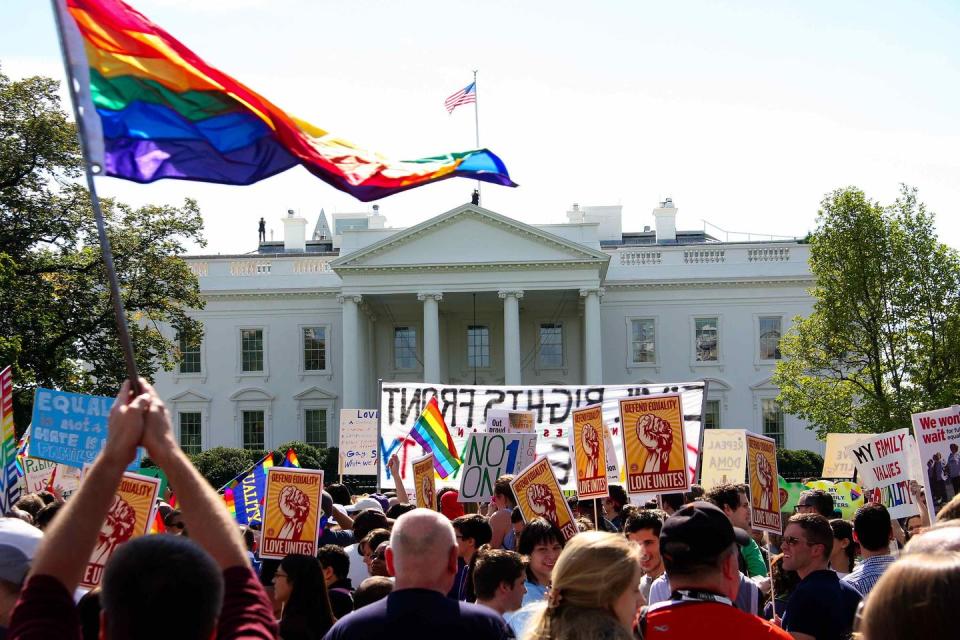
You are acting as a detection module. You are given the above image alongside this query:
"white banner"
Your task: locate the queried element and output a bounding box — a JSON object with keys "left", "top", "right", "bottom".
{"left": 379, "top": 382, "right": 705, "bottom": 492}
{"left": 845, "top": 429, "right": 920, "bottom": 519}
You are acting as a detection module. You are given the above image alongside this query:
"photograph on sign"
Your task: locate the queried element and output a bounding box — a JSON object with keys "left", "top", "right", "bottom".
{"left": 745, "top": 433, "right": 782, "bottom": 534}
{"left": 338, "top": 409, "right": 378, "bottom": 476}
{"left": 618, "top": 394, "right": 689, "bottom": 494}
{"left": 458, "top": 432, "right": 537, "bottom": 502}
{"left": 260, "top": 467, "right": 324, "bottom": 560}
{"left": 822, "top": 433, "right": 877, "bottom": 479}
{"left": 845, "top": 429, "right": 920, "bottom": 519}
{"left": 912, "top": 405, "right": 960, "bottom": 522}
{"left": 81, "top": 470, "right": 160, "bottom": 589}
{"left": 570, "top": 405, "right": 607, "bottom": 500}
{"left": 510, "top": 457, "right": 578, "bottom": 541}
{"left": 413, "top": 454, "right": 436, "bottom": 510}
{"left": 507, "top": 410, "right": 535, "bottom": 433}
{"left": 700, "top": 429, "right": 747, "bottom": 490}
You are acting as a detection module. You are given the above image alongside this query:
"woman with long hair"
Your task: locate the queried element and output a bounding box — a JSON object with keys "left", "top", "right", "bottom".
{"left": 272, "top": 554, "right": 337, "bottom": 640}
{"left": 523, "top": 531, "right": 642, "bottom": 640}
{"left": 828, "top": 519, "right": 858, "bottom": 577}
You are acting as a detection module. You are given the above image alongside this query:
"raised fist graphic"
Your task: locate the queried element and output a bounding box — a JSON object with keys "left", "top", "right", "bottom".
{"left": 526, "top": 483, "right": 559, "bottom": 524}
{"left": 756, "top": 453, "right": 773, "bottom": 510}
{"left": 581, "top": 424, "right": 601, "bottom": 477}
{"left": 636, "top": 414, "right": 673, "bottom": 473}
{"left": 421, "top": 476, "right": 435, "bottom": 509}
{"left": 278, "top": 485, "right": 310, "bottom": 539}
{"left": 92, "top": 494, "right": 136, "bottom": 565}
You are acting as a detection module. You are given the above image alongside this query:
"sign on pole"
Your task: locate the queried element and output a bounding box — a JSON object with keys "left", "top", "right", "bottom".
{"left": 822, "top": 433, "right": 877, "bottom": 479}
{"left": 912, "top": 405, "right": 960, "bottom": 522}
{"left": 260, "top": 467, "right": 324, "bottom": 560}
{"left": 845, "top": 429, "right": 920, "bottom": 519}
{"left": 338, "top": 409, "right": 378, "bottom": 476}
{"left": 746, "top": 433, "right": 782, "bottom": 534}
{"left": 412, "top": 454, "right": 436, "bottom": 509}
{"left": 511, "top": 457, "right": 578, "bottom": 540}
{"left": 618, "top": 394, "right": 689, "bottom": 494}
{"left": 458, "top": 432, "right": 537, "bottom": 502}
{"left": 570, "top": 405, "right": 608, "bottom": 499}
{"left": 700, "top": 429, "right": 747, "bottom": 490}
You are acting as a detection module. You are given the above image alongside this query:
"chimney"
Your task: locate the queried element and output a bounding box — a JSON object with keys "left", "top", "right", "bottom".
{"left": 653, "top": 197, "right": 677, "bottom": 243}
{"left": 282, "top": 209, "right": 307, "bottom": 252}
{"left": 369, "top": 204, "right": 386, "bottom": 229}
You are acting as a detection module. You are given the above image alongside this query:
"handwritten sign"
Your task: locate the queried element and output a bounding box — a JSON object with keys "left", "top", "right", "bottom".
{"left": 511, "top": 457, "right": 578, "bottom": 541}
{"left": 260, "top": 467, "right": 324, "bottom": 560}
{"left": 458, "top": 432, "right": 537, "bottom": 502}
{"left": 700, "top": 429, "right": 747, "bottom": 490}
{"left": 746, "top": 433, "right": 782, "bottom": 534}
{"left": 845, "top": 429, "right": 919, "bottom": 519}
{"left": 338, "top": 409, "right": 378, "bottom": 476}
{"left": 618, "top": 394, "right": 689, "bottom": 494}
{"left": 822, "top": 433, "right": 877, "bottom": 478}
{"left": 23, "top": 458, "right": 80, "bottom": 497}
{"left": 911, "top": 405, "right": 960, "bottom": 522}
{"left": 30, "top": 388, "right": 142, "bottom": 470}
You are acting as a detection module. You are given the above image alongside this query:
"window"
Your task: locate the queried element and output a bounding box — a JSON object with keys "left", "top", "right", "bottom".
{"left": 394, "top": 326, "right": 419, "bottom": 370}
{"left": 179, "top": 412, "right": 202, "bottom": 454}
{"left": 305, "top": 409, "right": 328, "bottom": 448}
{"left": 704, "top": 400, "right": 721, "bottom": 430}
{"left": 242, "top": 410, "right": 265, "bottom": 450}
{"left": 467, "top": 325, "right": 490, "bottom": 368}
{"left": 762, "top": 399, "right": 784, "bottom": 448}
{"left": 303, "top": 327, "right": 327, "bottom": 371}
{"left": 240, "top": 329, "right": 264, "bottom": 372}
{"left": 695, "top": 317, "right": 719, "bottom": 362}
{"left": 759, "top": 317, "right": 782, "bottom": 361}
{"left": 630, "top": 319, "right": 656, "bottom": 364}
{"left": 538, "top": 323, "right": 563, "bottom": 368}
{"left": 178, "top": 332, "right": 202, "bottom": 374}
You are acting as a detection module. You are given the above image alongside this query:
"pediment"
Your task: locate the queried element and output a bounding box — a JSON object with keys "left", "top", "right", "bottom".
{"left": 293, "top": 386, "right": 338, "bottom": 401}
{"left": 749, "top": 376, "right": 779, "bottom": 391}
{"left": 331, "top": 204, "right": 610, "bottom": 276}
{"left": 168, "top": 389, "right": 211, "bottom": 403}
{"left": 229, "top": 387, "right": 275, "bottom": 401}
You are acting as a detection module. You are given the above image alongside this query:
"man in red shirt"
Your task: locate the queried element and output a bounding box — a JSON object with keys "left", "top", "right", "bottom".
{"left": 8, "top": 379, "right": 276, "bottom": 640}
{"left": 640, "top": 502, "right": 790, "bottom": 639}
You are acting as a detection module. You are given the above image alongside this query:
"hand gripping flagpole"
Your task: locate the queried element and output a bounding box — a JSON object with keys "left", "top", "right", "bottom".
{"left": 51, "top": 0, "right": 141, "bottom": 394}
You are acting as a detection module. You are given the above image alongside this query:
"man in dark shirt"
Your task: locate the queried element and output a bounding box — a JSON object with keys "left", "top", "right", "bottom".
{"left": 324, "top": 508, "right": 509, "bottom": 640}
{"left": 8, "top": 379, "right": 276, "bottom": 640}
{"left": 780, "top": 513, "right": 861, "bottom": 640}
{"left": 318, "top": 544, "right": 354, "bottom": 619}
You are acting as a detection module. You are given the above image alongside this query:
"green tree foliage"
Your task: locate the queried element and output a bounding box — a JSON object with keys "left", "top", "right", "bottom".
{"left": 774, "top": 185, "right": 960, "bottom": 437}
{"left": 0, "top": 68, "right": 205, "bottom": 429}
{"left": 185, "top": 443, "right": 339, "bottom": 489}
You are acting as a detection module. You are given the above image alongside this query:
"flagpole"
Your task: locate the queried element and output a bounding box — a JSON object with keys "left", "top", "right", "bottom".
{"left": 376, "top": 378, "right": 384, "bottom": 494}
{"left": 50, "top": 0, "right": 141, "bottom": 394}
{"left": 473, "top": 69, "right": 481, "bottom": 198}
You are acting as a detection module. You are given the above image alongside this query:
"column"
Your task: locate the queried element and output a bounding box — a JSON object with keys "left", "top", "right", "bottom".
{"left": 339, "top": 294, "right": 362, "bottom": 409}
{"left": 498, "top": 289, "right": 524, "bottom": 384}
{"left": 418, "top": 292, "right": 443, "bottom": 383}
{"left": 580, "top": 287, "right": 604, "bottom": 384}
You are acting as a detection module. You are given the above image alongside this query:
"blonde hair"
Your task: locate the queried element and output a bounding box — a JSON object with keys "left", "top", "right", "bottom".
{"left": 522, "top": 532, "right": 640, "bottom": 640}
{"left": 856, "top": 552, "right": 960, "bottom": 640}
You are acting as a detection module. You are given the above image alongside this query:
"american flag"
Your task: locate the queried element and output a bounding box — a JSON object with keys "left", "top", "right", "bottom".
{"left": 444, "top": 82, "right": 476, "bottom": 114}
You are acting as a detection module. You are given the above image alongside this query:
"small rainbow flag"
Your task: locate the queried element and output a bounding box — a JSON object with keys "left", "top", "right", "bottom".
{"left": 223, "top": 487, "right": 237, "bottom": 520}
{"left": 282, "top": 448, "right": 301, "bottom": 468}
{"left": 409, "top": 398, "right": 460, "bottom": 479}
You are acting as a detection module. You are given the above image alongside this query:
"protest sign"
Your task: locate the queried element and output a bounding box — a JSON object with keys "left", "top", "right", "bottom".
{"left": 570, "top": 405, "right": 608, "bottom": 499}
{"left": 486, "top": 410, "right": 535, "bottom": 434}
{"left": 618, "top": 394, "right": 689, "bottom": 494}
{"left": 412, "top": 454, "right": 436, "bottom": 509}
{"left": 700, "top": 429, "right": 747, "bottom": 490}
{"left": 30, "top": 388, "right": 142, "bottom": 470}
{"left": 378, "top": 382, "right": 705, "bottom": 492}
{"left": 746, "top": 433, "right": 782, "bottom": 533}
{"left": 779, "top": 475, "right": 806, "bottom": 513}
{"left": 845, "top": 429, "right": 920, "bottom": 519}
{"left": 23, "top": 458, "right": 80, "bottom": 496}
{"left": 137, "top": 467, "right": 169, "bottom": 499}
{"left": 602, "top": 424, "right": 622, "bottom": 484}
{"left": 81, "top": 470, "right": 160, "bottom": 588}
{"left": 912, "top": 405, "right": 960, "bottom": 522}
{"left": 338, "top": 410, "right": 378, "bottom": 476}
{"left": 458, "top": 432, "right": 538, "bottom": 502}
{"left": 511, "top": 457, "right": 578, "bottom": 540}
{"left": 822, "top": 433, "right": 877, "bottom": 478}
{"left": 803, "top": 479, "right": 865, "bottom": 520}
{"left": 260, "top": 467, "right": 324, "bottom": 560}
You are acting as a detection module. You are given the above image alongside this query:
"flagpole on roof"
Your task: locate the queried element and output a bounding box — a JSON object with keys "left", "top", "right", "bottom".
{"left": 50, "top": 0, "right": 141, "bottom": 393}
{"left": 473, "top": 69, "right": 481, "bottom": 198}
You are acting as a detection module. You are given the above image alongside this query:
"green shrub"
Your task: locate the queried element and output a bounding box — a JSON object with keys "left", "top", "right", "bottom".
{"left": 777, "top": 448, "right": 825, "bottom": 481}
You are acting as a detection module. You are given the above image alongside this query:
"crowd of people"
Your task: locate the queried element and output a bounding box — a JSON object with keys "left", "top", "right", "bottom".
{"left": 2, "top": 379, "right": 960, "bottom": 638}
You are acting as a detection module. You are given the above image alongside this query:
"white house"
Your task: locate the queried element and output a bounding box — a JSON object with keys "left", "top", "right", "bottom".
{"left": 153, "top": 199, "right": 819, "bottom": 457}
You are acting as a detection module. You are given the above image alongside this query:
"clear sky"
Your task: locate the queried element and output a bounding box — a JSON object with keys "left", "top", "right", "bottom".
{"left": 4, "top": 0, "right": 959, "bottom": 254}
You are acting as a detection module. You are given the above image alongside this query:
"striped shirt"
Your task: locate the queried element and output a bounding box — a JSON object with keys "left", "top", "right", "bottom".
{"left": 842, "top": 554, "right": 896, "bottom": 596}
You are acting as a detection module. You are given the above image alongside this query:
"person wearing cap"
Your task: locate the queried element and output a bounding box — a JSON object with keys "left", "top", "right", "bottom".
{"left": 640, "top": 502, "right": 791, "bottom": 638}
{"left": 0, "top": 517, "right": 43, "bottom": 635}
{"left": 780, "top": 513, "right": 861, "bottom": 640}
{"left": 706, "top": 483, "right": 768, "bottom": 578}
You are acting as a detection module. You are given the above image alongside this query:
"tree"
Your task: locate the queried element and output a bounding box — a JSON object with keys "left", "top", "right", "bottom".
{"left": 0, "top": 67, "right": 206, "bottom": 429}
{"left": 773, "top": 185, "right": 960, "bottom": 437}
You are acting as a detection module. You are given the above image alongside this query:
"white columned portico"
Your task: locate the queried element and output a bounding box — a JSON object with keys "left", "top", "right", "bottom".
{"left": 418, "top": 292, "right": 443, "bottom": 383}
{"left": 580, "top": 287, "right": 604, "bottom": 383}
{"left": 498, "top": 289, "right": 524, "bottom": 384}
{"left": 339, "top": 294, "right": 362, "bottom": 410}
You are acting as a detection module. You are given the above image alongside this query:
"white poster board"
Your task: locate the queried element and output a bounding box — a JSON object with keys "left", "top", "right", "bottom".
{"left": 338, "top": 410, "right": 378, "bottom": 476}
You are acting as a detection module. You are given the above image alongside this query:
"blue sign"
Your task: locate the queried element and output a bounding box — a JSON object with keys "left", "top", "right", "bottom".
{"left": 30, "top": 388, "right": 142, "bottom": 470}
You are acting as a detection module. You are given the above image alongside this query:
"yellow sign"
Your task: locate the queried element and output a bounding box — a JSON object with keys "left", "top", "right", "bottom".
{"left": 511, "top": 457, "right": 578, "bottom": 540}
{"left": 571, "top": 404, "right": 608, "bottom": 499}
{"left": 746, "top": 433, "right": 782, "bottom": 534}
{"left": 260, "top": 467, "right": 324, "bottom": 560}
{"left": 413, "top": 454, "right": 436, "bottom": 510}
{"left": 804, "top": 479, "right": 865, "bottom": 520}
{"left": 822, "top": 433, "right": 877, "bottom": 478}
{"left": 618, "top": 394, "right": 688, "bottom": 494}
{"left": 700, "top": 429, "right": 747, "bottom": 490}
{"left": 81, "top": 471, "right": 161, "bottom": 589}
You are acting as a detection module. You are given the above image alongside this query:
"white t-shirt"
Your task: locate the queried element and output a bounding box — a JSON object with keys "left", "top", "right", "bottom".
{"left": 344, "top": 543, "right": 368, "bottom": 587}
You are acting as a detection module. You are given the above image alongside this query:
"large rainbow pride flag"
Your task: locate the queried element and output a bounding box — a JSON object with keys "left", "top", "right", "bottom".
{"left": 409, "top": 397, "right": 461, "bottom": 479}
{"left": 53, "top": 0, "right": 516, "bottom": 201}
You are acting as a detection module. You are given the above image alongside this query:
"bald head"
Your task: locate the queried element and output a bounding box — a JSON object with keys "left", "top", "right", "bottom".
{"left": 388, "top": 508, "right": 458, "bottom": 592}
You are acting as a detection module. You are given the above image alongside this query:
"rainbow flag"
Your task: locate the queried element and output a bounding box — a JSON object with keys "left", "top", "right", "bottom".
{"left": 222, "top": 487, "right": 237, "bottom": 520}
{"left": 0, "top": 367, "right": 21, "bottom": 512}
{"left": 222, "top": 452, "right": 274, "bottom": 525}
{"left": 281, "top": 448, "right": 301, "bottom": 468}
{"left": 53, "top": 0, "right": 516, "bottom": 201}
{"left": 409, "top": 398, "right": 460, "bottom": 479}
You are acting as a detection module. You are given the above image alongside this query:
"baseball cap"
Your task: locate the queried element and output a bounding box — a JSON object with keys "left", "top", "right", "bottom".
{"left": 659, "top": 501, "right": 750, "bottom": 565}
{"left": 346, "top": 497, "right": 385, "bottom": 514}
{"left": 0, "top": 517, "right": 43, "bottom": 585}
